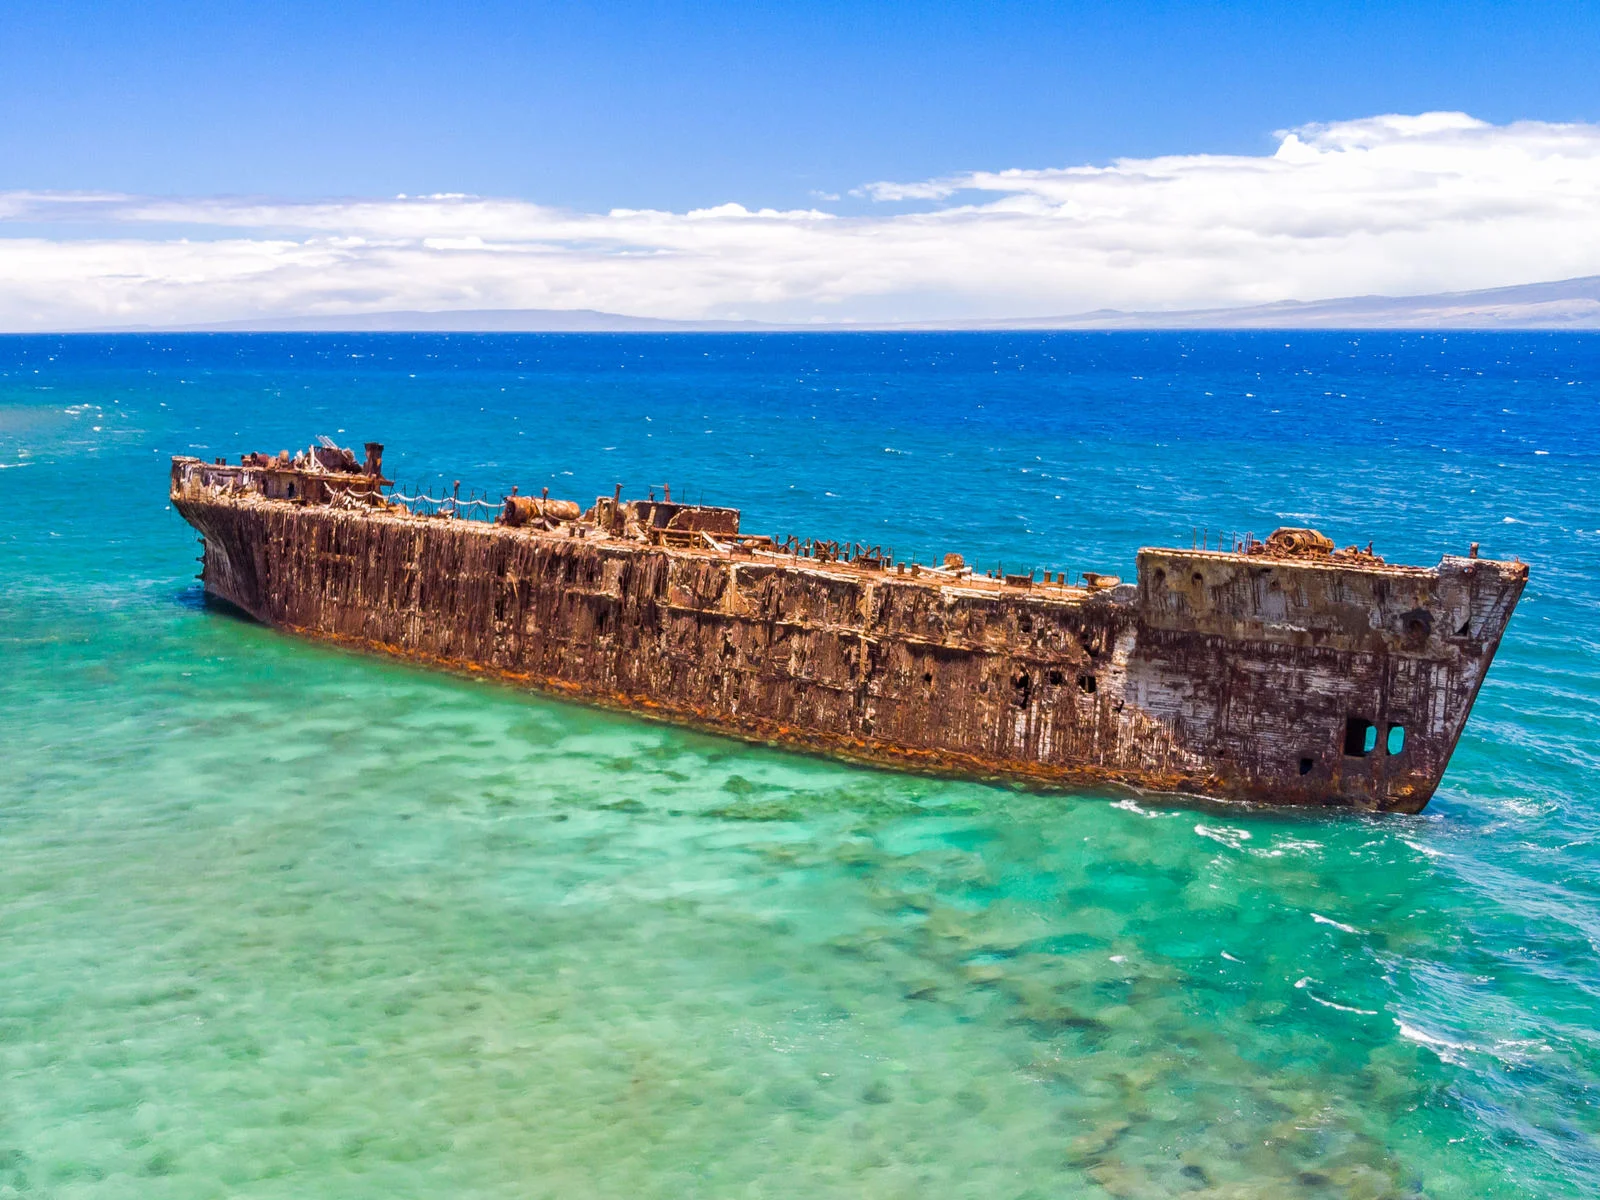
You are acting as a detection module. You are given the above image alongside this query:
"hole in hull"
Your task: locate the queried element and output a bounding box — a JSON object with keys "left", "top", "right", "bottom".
{"left": 1344, "top": 716, "right": 1376, "bottom": 757}
{"left": 1012, "top": 672, "right": 1032, "bottom": 708}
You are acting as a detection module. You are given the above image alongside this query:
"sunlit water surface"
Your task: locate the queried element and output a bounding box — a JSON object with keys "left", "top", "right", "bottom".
{"left": 2, "top": 333, "right": 1597, "bottom": 1198}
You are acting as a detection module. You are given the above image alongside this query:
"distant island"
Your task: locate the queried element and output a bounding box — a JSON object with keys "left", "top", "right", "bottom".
{"left": 92, "top": 274, "right": 1600, "bottom": 333}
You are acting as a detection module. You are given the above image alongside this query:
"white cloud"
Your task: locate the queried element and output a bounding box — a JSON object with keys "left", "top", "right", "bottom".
{"left": 3, "top": 112, "right": 1600, "bottom": 328}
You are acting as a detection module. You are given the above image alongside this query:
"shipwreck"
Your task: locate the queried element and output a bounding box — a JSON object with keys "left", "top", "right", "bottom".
{"left": 170, "top": 439, "right": 1526, "bottom": 813}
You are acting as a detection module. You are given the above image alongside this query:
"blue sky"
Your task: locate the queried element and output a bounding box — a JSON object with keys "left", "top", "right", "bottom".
{"left": 3, "top": 0, "right": 1598, "bottom": 210}
{"left": 3, "top": 1, "right": 1600, "bottom": 327}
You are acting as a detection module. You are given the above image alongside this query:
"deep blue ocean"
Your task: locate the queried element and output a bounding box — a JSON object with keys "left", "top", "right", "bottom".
{"left": 2, "top": 332, "right": 1597, "bottom": 1197}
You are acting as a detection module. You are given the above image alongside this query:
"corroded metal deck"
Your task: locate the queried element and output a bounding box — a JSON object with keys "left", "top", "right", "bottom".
{"left": 170, "top": 442, "right": 1526, "bottom": 812}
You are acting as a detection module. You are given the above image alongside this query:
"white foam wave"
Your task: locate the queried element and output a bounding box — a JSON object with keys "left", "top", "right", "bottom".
{"left": 1396, "top": 1020, "right": 1478, "bottom": 1064}
{"left": 1113, "top": 798, "right": 1167, "bottom": 819}
{"left": 1195, "top": 824, "right": 1251, "bottom": 849}
{"left": 1401, "top": 838, "right": 1445, "bottom": 858}
{"left": 1272, "top": 838, "right": 1324, "bottom": 855}
{"left": 1294, "top": 976, "right": 1376, "bottom": 1011}
{"left": 1309, "top": 992, "right": 1378, "bottom": 1015}
{"left": 1311, "top": 912, "right": 1362, "bottom": 934}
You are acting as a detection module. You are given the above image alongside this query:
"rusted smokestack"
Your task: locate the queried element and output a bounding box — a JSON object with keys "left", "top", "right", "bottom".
{"left": 364, "top": 442, "right": 384, "bottom": 477}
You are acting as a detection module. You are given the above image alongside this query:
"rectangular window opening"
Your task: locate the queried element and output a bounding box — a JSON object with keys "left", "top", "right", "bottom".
{"left": 1343, "top": 716, "right": 1376, "bottom": 757}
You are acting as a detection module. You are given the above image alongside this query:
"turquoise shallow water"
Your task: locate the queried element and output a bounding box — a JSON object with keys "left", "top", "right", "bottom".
{"left": 2, "top": 333, "right": 1598, "bottom": 1197}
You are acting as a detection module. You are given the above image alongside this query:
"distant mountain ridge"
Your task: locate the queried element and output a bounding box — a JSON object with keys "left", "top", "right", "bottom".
{"left": 88, "top": 274, "right": 1600, "bottom": 333}
{"left": 107, "top": 308, "right": 758, "bottom": 333}
{"left": 968, "top": 274, "right": 1600, "bottom": 331}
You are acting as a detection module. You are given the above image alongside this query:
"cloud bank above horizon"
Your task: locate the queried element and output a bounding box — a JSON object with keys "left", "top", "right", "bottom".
{"left": 4, "top": 112, "right": 1600, "bottom": 330}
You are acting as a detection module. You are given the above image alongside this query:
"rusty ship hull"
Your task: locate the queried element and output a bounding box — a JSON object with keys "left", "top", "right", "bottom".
{"left": 170, "top": 446, "right": 1527, "bottom": 813}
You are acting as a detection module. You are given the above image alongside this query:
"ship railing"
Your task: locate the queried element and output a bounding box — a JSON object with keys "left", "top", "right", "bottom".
{"left": 172, "top": 460, "right": 266, "bottom": 497}
{"left": 742, "top": 539, "right": 984, "bottom": 582}
{"left": 385, "top": 487, "right": 504, "bottom": 523}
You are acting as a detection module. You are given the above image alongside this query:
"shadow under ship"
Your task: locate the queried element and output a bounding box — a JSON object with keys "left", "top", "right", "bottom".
{"left": 170, "top": 439, "right": 1527, "bottom": 813}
